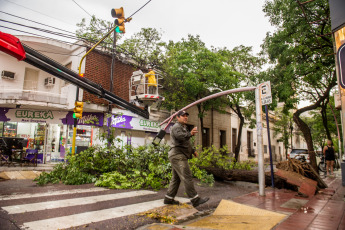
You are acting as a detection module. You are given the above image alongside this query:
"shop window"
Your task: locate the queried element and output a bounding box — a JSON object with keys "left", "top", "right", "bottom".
{"left": 3, "top": 122, "right": 17, "bottom": 137}
{"left": 23, "top": 68, "right": 39, "bottom": 91}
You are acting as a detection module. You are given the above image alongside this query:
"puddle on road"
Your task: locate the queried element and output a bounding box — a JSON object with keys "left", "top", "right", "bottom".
{"left": 299, "top": 206, "right": 315, "bottom": 214}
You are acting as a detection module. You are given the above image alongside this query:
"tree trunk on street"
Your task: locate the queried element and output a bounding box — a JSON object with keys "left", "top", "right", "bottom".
{"left": 293, "top": 113, "right": 317, "bottom": 171}
{"left": 292, "top": 73, "right": 336, "bottom": 172}
{"left": 320, "top": 101, "right": 332, "bottom": 141}
{"left": 200, "top": 166, "right": 290, "bottom": 189}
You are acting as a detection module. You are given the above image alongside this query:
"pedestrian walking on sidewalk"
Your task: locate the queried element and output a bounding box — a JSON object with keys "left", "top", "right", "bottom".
{"left": 164, "top": 110, "right": 209, "bottom": 207}
{"left": 323, "top": 139, "right": 335, "bottom": 176}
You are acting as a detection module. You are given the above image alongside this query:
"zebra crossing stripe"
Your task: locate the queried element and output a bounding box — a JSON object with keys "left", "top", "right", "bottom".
{"left": 2, "top": 190, "right": 156, "bottom": 214}
{"left": 0, "top": 187, "right": 109, "bottom": 201}
{"left": 22, "top": 198, "right": 189, "bottom": 230}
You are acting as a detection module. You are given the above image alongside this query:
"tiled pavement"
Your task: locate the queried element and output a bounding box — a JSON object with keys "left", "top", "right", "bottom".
{"left": 231, "top": 174, "right": 345, "bottom": 230}
{"left": 140, "top": 172, "right": 345, "bottom": 230}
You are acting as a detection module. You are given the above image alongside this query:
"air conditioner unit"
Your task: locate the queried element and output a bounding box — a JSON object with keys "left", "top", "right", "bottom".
{"left": 44, "top": 77, "right": 55, "bottom": 86}
{"left": 1, "top": 70, "right": 15, "bottom": 79}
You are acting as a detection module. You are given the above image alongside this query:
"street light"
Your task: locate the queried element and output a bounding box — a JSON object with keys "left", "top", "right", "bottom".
{"left": 152, "top": 129, "right": 167, "bottom": 146}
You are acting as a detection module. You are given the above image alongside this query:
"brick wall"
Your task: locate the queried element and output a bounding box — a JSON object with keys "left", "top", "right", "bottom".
{"left": 83, "top": 49, "right": 137, "bottom": 106}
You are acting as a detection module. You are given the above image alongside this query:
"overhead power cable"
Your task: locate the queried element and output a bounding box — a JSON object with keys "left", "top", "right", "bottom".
{"left": 0, "top": 19, "right": 78, "bottom": 40}
{"left": 1, "top": 0, "right": 154, "bottom": 64}
{"left": 0, "top": 25, "right": 139, "bottom": 61}
{"left": 0, "top": 10, "right": 75, "bottom": 35}
{"left": 3, "top": 0, "right": 75, "bottom": 26}
{"left": 72, "top": 0, "right": 92, "bottom": 17}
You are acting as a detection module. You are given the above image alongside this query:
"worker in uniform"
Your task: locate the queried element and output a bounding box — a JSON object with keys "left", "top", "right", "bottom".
{"left": 164, "top": 110, "right": 209, "bottom": 207}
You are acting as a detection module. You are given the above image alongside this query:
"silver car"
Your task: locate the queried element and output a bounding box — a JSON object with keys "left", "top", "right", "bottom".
{"left": 288, "top": 149, "right": 309, "bottom": 162}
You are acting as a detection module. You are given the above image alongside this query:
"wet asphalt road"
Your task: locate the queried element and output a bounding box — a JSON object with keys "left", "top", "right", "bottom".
{"left": 0, "top": 179, "right": 258, "bottom": 230}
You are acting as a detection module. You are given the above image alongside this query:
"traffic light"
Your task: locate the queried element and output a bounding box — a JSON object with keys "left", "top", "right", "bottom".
{"left": 111, "top": 7, "right": 125, "bottom": 33}
{"left": 73, "top": 101, "right": 84, "bottom": 119}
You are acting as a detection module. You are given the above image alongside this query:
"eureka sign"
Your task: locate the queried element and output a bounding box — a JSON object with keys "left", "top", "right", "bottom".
{"left": 109, "top": 114, "right": 161, "bottom": 132}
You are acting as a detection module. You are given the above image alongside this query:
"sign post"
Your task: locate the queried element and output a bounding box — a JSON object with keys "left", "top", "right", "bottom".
{"left": 255, "top": 85, "right": 265, "bottom": 196}
{"left": 260, "top": 81, "right": 274, "bottom": 188}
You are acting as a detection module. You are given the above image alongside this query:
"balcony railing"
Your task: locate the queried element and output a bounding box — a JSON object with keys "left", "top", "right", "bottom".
{"left": 0, "top": 89, "right": 67, "bottom": 105}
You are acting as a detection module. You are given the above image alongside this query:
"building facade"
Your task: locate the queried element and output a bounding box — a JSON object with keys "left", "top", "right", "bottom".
{"left": 0, "top": 35, "right": 303, "bottom": 164}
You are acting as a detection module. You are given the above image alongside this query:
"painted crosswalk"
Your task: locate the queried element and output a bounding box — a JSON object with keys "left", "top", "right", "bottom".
{"left": 0, "top": 187, "right": 109, "bottom": 200}
{"left": 2, "top": 190, "right": 156, "bottom": 214}
{"left": 0, "top": 187, "right": 189, "bottom": 230}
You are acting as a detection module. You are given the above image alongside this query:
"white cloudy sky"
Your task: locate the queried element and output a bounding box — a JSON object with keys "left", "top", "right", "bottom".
{"left": 0, "top": 0, "right": 275, "bottom": 54}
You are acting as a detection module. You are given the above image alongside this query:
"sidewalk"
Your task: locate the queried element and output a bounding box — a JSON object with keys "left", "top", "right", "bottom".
{"left": 140, "top": 171, "right": 345, "bottom": 230}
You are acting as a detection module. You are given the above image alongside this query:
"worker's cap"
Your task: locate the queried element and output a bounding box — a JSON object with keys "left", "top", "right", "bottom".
{"left": 176, "top": 110, "right": 189, "bottom": 117}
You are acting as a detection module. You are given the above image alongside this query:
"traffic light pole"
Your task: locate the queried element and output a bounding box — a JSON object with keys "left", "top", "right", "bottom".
{"left": 72, "top": 88, "right": 79, "bottom": 156}
{"left": 108, "top": 26, "right": 117, "bottom": 145}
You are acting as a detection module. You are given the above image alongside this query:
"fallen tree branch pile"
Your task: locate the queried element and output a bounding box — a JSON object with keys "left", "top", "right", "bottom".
{"left": 276, "top": 158, "right": 327, "bottom": 189}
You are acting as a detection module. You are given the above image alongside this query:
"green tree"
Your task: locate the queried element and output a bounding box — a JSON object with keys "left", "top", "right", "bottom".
{"left": 262, "top": 0, "right": 336, "bottom": 170}
{"left": 162, "top": 35, "right": 233, "bottom": 147}
{"left": 216, "top": 46, "right": 264, "bottom": 161}
{"left": 118, "top": 28, "right": 166, "bottom": 69}
{"left": 76, "top": 16, "right": 120, "bottom": 50}
{"left": 272, "top": 108, "right": 292, "bottom": 158}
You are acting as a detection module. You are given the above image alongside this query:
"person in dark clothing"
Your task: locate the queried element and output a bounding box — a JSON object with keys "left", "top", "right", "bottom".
{"left": 164, "top": 110, "right": 209, "bottom": 207}
{"left": 323, "top": 139, "right": 335, "bottom": 176}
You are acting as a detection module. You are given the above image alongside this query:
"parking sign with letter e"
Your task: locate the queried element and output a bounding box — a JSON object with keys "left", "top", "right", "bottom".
{"left": 259, "top": 81, "right": 272, "bottom": 105}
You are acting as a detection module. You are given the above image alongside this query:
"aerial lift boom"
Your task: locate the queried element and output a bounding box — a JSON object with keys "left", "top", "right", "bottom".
{"left": 0, "top": 31, "right": 149, "bottom": 119}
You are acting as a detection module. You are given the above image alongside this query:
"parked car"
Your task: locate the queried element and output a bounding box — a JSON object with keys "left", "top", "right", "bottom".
{"left": 288, "top": 149, "right": 309, "bottom": 163}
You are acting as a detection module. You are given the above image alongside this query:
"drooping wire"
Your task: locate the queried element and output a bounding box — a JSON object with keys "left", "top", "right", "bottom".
{"left": 127, "top": 0, "right": 152, "bottom": 19}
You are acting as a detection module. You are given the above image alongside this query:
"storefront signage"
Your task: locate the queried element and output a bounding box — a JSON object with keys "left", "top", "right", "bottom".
{"left": 109, "top": 114, "right": 173, "bottom": 133}
{"left": 62, "top": 112, "right": 104, "bottom": 127}
{"left": 0, "top": 108, "right": 65, "bottom": 124}
{"left": 15, "top": 110, "right": 54, "bottom": 121}
{"left": 0, "top": 107, "right": 103, "bottom": 126}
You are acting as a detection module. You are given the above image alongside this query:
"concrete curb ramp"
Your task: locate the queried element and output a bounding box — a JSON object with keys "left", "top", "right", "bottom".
{"left": 0, "top": 171, "right": 41, "bottom": 180}
{"left": 187, "top": 199, "right": 287, "bottom": 230}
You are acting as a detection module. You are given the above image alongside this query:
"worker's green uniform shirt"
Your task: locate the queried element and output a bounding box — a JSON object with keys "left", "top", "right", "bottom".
{"left": 168, "top": 122, "right": 194, "bottom": 159}
{"left": 166, "top": 121, "right": 198, "bottom": 200}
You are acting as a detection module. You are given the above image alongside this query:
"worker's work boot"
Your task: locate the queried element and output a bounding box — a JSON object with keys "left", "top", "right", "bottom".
{"left": 191, "top": 197, "right": 209, "bottom": 207}
{"left": 164, "top": 197, "right": 180, "bottom": 205}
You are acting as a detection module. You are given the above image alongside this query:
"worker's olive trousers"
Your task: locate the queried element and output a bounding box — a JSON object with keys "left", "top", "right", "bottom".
{"left": 165, "top": 154, "right": 198, "bottom": 200}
